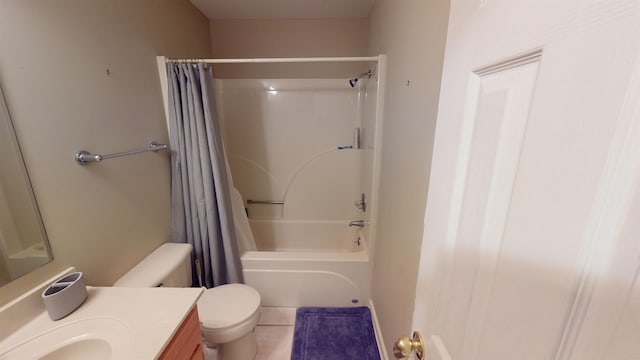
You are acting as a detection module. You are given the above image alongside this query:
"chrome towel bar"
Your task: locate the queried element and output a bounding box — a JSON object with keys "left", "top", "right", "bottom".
{"left": 246, "top": 200, "right": 284, "bottom": 205}
{"left": 75, "top": 141, "right": 168, "bottom": 165}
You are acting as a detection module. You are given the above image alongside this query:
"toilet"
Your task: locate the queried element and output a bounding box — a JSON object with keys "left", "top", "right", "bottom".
{"left": 113, "top": 243, "right": 261, "bottom": 360}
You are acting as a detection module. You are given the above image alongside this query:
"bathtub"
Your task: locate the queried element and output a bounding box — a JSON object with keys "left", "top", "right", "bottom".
{"left": 248, "top": 219, "right": 363, "bottom": 252}
{"left": 241, "top": 220, "right": 371, "bottom": 307}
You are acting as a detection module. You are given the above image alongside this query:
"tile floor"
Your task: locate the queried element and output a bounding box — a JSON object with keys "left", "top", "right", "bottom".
{"left": 205, "top": 307, "right": 297, "bottom": 360}
{"left": 255, "top": 307, "right": 297, "bottom": 360}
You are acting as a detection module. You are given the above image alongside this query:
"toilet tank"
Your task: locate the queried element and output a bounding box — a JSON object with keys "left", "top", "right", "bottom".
{"left": 113, "top": 243, "right": 193, "bottom": 288}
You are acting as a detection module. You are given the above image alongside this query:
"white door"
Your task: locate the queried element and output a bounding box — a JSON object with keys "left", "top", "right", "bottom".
{"left": 410, "top": 1, "right": 640, "bottom": 359}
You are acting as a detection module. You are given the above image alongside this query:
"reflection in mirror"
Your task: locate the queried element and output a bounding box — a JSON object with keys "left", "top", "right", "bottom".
{"left": 0, "top": 84, "right": 52, "bottom": 286}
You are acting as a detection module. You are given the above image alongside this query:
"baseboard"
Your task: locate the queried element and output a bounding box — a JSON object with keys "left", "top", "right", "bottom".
{"left": 368, "top": 299, "right": 388, "bottom": 360}
{"left": 366, "top": 299, "right": 451, "bottom": 360}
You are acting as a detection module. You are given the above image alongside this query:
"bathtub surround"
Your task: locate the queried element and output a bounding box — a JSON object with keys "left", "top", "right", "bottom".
{"left": 291, "top": 307, "right": 381, "bottom": 360}
{"left": 215, "top": 78, "right": 376, "bottom": 234}
{"left": 197, "top": 60, "right": 378, "bottom": 236}
{"left": 166, "top": 62, "right": 242, "bottom": 287}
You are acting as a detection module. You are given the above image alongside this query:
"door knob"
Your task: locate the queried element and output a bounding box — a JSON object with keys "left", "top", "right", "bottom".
{"left": 393, "top": 331, "right": 425, "bottom": 359}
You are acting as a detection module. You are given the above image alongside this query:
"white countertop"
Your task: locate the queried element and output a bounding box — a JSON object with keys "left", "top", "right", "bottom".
{"left": 0, "top": 285, "right": 203, "bottom": 359}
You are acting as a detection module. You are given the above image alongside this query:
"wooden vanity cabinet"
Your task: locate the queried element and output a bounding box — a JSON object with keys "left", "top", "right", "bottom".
{"left": 159, "top": 307, "right": 204, "bottom": 360}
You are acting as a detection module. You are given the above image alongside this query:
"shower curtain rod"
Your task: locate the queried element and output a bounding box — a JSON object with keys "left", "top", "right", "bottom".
{"left": 166, "top": 56, "right": 379, "bottom": 64}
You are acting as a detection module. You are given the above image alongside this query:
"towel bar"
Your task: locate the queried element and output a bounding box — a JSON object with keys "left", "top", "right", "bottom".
{"left": 75, "top": 141, "right": 167, "bottom": 165}
{"left": 246, "top": 200, "right": 284, "bottom": 205}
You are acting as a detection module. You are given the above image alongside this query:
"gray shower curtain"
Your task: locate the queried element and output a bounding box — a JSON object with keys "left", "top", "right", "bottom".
{"left": 166, "top": 62, "right": 243, "bottom": 288}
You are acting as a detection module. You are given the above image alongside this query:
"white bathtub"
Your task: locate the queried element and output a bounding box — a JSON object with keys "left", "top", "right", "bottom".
{"left": 241, "top": 220, "right": 371, "bottom": 307}
{"left": 248, "top": 219, "right": 362, "bottom": 252}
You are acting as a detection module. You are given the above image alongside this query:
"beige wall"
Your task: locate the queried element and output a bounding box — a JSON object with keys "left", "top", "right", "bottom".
{"left": 0, "top": 0, "right": 211, "bottom": 303}
{"left": 211, "top": 18, "right": 368, "bottom": 58}
{"left": 0, "top": 253, "right": 10, "bottom": 286}
{"left": 368, "top": 0, "right": 450, "bottom": 356}
{"left": 209, "top": 18, "right": 370, "bottom": 78}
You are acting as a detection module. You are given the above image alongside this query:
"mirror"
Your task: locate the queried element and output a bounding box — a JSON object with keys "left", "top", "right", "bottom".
{"left": 0, "top": 84, "right": 52, "bottom": 286}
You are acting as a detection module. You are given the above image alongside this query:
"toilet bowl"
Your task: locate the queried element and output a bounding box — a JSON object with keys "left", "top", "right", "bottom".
{"left": 198, "top": 284, "right": 261, "bottom": 359}
{"left": 113, "top": 243, "right": 261, "bottom": 360}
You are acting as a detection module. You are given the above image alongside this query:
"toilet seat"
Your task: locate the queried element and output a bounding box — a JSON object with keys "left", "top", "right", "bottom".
{"left": 197, "top": 284, "right": 261, "bottom": 344}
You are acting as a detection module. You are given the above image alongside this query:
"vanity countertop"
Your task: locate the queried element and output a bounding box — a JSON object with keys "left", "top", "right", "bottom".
{"left": 0, "top": 284, "right": 204, "bottom": 359}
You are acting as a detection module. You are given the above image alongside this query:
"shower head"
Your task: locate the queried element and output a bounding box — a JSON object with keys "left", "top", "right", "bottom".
{"left": 349, "top": 70, "right": 373, "bottom": 88}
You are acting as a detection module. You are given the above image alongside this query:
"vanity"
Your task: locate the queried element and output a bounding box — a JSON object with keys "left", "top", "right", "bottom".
{"left": 0, "top": 268, "right": 204, "bottom": 359}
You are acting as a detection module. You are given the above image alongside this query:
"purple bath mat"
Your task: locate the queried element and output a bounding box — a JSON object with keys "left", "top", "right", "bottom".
{"left": 291, "top": 307, "right": 381, "bottom": 360}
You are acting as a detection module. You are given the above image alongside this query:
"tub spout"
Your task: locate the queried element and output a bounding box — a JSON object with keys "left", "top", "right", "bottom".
{"left": 349, "top": 220, "right": 365, "bottom": 227}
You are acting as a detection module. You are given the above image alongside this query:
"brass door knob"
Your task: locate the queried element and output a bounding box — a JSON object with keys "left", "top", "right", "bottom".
{"left": 393, "top": 331, "right": 425, "bottom": 359}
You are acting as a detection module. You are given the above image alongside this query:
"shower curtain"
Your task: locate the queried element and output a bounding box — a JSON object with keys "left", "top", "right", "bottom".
{"left": 166, "top": 62, "right": 243, "bottom": 287}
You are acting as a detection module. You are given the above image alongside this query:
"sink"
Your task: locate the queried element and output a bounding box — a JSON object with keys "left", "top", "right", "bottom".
{"left": 0, "top": 317, "right": 131, "bottom": 360}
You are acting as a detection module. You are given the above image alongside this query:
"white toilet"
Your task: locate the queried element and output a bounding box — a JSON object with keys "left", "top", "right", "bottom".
{"left": 113, "top": 243, "right": 261, "bottom": 360}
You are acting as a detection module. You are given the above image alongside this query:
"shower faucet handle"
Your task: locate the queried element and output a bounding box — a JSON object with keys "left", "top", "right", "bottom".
{"left": 348, "top": 220, "right": 365, "bottom": 227}
{"left": 355, "top": 193, "right": 366, "bottom": 212}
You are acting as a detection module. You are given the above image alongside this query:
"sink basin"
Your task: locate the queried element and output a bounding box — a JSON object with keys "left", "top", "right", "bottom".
{"left": 0, "top": 317, "right": 131, "bottom": 360}
{"left": 39, "top": 339, "right": 111, "bottom": 360}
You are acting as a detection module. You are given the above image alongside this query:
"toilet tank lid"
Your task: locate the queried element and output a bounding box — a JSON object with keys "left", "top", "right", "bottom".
{"left": 113, "top": 243, "right": 192, "bottom": 287}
